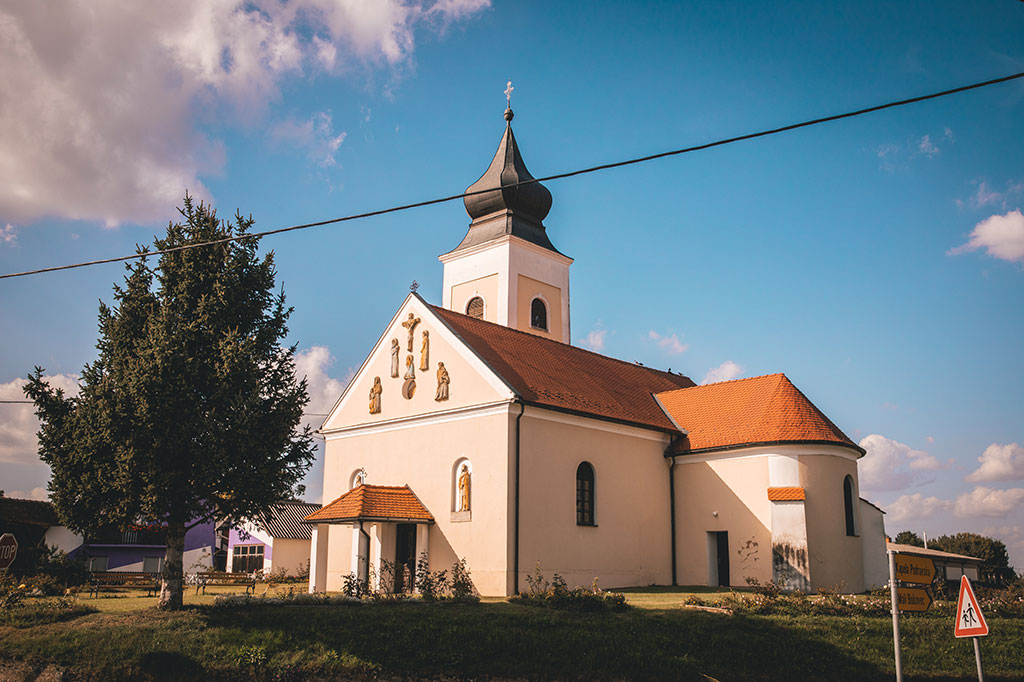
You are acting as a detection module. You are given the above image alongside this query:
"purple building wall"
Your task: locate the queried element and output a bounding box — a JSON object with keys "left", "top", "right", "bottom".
{"left": 82, "top": 520, "right": 218, "bottom": 572}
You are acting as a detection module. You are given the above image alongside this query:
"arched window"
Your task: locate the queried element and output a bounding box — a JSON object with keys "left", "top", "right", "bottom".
{"left": 530, "top": 298, "right": 548, "bottom": 330}
{"left": 466, "top": 297, "right": 484, "bottom": 319}
{"left": 576, "top": 462, "right": 595, "bottom": 526}
{"left": 843, "top": 475, "right": 856, "bottom": 536}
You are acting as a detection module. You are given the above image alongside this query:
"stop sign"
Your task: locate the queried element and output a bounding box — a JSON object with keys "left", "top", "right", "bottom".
{"left": 0, "top": 533, "right": 18, "bottom": 571}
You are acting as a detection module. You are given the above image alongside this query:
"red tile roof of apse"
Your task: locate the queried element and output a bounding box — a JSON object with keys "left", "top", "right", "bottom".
{"left": 304, "top": 485, "right": 434, "bottom": 524}
{"left": 767, "top": 486, "right": 807, "bottom": 501}
{"left": 656, "top": 373, "right": 862, "bottom": 455}
{"left": 431, "top": 305, "right": 696, "bottom": 432}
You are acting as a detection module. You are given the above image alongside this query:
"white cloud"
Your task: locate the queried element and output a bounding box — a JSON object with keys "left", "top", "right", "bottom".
{"left": 0, "top": 373, "right": 80, "bottom": 465}
{"left": 0, "top": 1, "right": 488, "bottom": 228}
{"left": 5, "top": 487, "right": 48, "bottom": 501}
{"left": 701, "top": 361, "right": 742, "bottom": 385}
{"left": 578, "top": 328, "right": 607, "bottom": 352}
{"left": 917, "top": 134, "right": 939, "bottom": 158}
{"left": 273, "top": 111, "right": 347, "bottom": 168}
{"left": 858, "top": 434, "right": 946, "bottom": 492}
{"left": 884, "top": 493, "right": 952, "bottom": 523}
{"left": 648, "top": 330, "right": 688, "bottom": 355}
{"left": 966, "top": 443, "right": 1024, "bottom": 483}
{"left": 949, "top": 209, "right": 1024, "bottom": 264}
{"left": 954, "top": 486, "right": 1024, "bottom": 518}
{"left": 294, "top": 345, "right": 349, "bottom": 428}
{"left": 943, "top": 127, "right": 954, "bottom": 142}
{"left": 1, "top": 223, "right": 15, "bottom": 246}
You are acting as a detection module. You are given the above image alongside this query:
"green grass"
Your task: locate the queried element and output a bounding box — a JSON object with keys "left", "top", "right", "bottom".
{"left": 1, "top": 587, "right": 1021, "bottom": 681}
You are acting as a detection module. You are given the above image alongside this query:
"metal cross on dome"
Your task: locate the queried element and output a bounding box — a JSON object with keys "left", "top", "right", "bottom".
{"left": 505, "top": 80, "right": 514, "bottom": 107}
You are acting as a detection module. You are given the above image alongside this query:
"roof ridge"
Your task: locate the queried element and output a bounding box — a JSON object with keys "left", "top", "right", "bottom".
{"left": 430, "top": 304, "right": 692, "bottom": 384}
{"left": 657, "top": 372, "right": 785, "bottom": 395}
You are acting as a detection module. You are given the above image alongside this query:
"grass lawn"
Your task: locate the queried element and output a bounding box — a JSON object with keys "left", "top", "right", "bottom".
{"left": 1, "top": 586, "right": 1021, "bottom": 681}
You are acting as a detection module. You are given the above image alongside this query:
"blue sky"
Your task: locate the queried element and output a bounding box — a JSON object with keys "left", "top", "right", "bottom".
{"left": 2, "top": 1, "right": 1023, "bottom": 566}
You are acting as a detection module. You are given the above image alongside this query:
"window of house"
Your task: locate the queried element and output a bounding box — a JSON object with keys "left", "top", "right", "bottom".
{"left": 466, "top": 296, "right": 485, "bottom": 319}
{"left": 143, "top": 556, "right": 164, "bottom": 574}
{"left": 530, "top": 298, "right": 548, "bottom": 330}
{"left": 843, "top": 475, "right": 857, "bottom": 536}
{"left": 232, "top": 544, "right": 265, "bottom": 573}
{"left": 576, "top": 461, "right": 595, "bottom": 526}
{"left": 88, "top": 556, "right": 108, "bottom": 572}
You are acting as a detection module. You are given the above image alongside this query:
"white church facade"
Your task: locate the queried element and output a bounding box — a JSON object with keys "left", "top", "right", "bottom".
{"left": 305, "top": 105, "right": 888, "bottom": 597}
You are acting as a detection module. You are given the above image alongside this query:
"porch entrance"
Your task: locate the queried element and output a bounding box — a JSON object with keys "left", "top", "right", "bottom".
{"left": 395, "top": 523, "right": 417, "bottom": 593}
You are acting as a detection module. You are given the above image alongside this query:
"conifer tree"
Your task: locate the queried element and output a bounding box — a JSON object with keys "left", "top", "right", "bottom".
{"left": 24, "top": 195, "right": 315, "bottom": 609}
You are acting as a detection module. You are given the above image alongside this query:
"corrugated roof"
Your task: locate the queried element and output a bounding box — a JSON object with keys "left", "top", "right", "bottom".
{"left": 304, "top": 485, "right": 434, "bottom": 524}
{"left": 656, "top": 373, "right": 862, "bottom": 455}
{"left": 767, "top": 486, "right": 806, "bottom": 501}
{"left": 257, "top": 501, "right": 322, "bottom": 540}
{"left": 431, "top": 305, "right": 695, "bottom": 432}
{"left": 0, "top": 497, "right": 59, "bottom": 527}
{"left": 886, "top": 541, "right": 982, "bottom": 563}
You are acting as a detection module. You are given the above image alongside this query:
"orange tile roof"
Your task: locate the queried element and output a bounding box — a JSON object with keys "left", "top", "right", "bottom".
{"left": 767, "top": 486, "right": 806, "bottom": 501}
{"left": 656, "top": 373, "right": 862, "bottom": 455}
{"left": 431, "top": 305, "right": 695, "bottom": 431}
{"left": 304, "top": 485, "right": 434, "bottom": 524}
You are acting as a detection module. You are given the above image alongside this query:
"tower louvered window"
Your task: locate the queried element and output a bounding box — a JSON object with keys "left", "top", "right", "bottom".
{"left": 531, "top": 298, "right": 547, "bottom": 330}
{"left": 466, "top": 296, "right": 484, "bottom": 319}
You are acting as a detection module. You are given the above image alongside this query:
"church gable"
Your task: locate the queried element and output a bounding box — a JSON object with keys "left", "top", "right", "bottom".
{"left": 320, "top": 294, "right": 515, "bottom": 433}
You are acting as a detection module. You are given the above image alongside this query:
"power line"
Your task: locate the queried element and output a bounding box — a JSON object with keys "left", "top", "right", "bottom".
{"left": 3, "top": 70, "right": 1022, "bottom": 282}
{"left": 1, "top": 400, "right": 329, "bottom": 417}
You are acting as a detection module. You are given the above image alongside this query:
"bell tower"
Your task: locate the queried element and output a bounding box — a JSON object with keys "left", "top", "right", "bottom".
{"left": 439, "top": 102, "right": 572, "bottom": 343}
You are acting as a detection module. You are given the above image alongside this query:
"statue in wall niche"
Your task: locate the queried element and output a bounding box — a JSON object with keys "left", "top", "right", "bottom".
{"left": 368, "top": 377, "right": 383, "bottom": 414}
{"left": 458, "top": 463, "right": 470, "bottom": 512}
{"left": 420, "top": 330, "right": 429, "bottom": 371}
{"left": 402, "top": 313, "right": 421, "bottom": 351}
{"left": 390, "top": 339, "right": 400, "bottom": 378}
{"left": 435, "top": 362, "right": 450, "bottom": 402}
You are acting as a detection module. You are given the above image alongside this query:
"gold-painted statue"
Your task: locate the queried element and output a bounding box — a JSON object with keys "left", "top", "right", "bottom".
{"left": 390, "top": 339, "right": 400, "bottom": 378}
{"left": 404, "top": 354, "right": 415, "bottom": 380}
{"left": 435, "top": 362, "right": 450, "bottom": 402}
{"left": 420, "top": 330, "right": 430, "bottom": 371}
{"left": 458, "top": 463, "right": 470, "bottom": 512}
{"left": 402, "top": 313, "right": 421, "bottom": 351}
{"left": 368, "top": 376, "right": 383, "bottom": 414}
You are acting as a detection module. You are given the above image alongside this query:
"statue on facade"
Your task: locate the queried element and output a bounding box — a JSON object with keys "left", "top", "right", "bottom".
{"left": 390, "top": 338, "right": 400, "bottom": 378}
{"left": 458, "top": 463, "right": 470, "bottom": 512}
{"left": 420, "top": 330, "right": 429, "bottom": 371}
{"left": 402, "top": 313, "right": 421, "bottom": 351}
{"left": 404, "top": 354, "right": 415, "bottom": 380}
{"left": 435, "top": 362, "right": 450, "bottom": 402}
{"left": 368, "top": 377, "right": 383, "bottom": 414}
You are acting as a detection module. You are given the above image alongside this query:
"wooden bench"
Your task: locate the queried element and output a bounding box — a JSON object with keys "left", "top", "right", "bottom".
{"left": 88, "top": 571, "right": 159, "bottom": 598}
{"left": 195, "top": 571, "right": 256, "bottom": 595}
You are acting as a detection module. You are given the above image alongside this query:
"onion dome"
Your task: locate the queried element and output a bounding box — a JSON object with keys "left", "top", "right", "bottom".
{"left": 450, "top": 108, "right": 560, "bottom": 254}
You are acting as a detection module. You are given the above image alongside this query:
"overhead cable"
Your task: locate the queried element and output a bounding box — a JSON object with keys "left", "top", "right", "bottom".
{"left": 2, "top": 70, "right": 1022, "bottom": 282}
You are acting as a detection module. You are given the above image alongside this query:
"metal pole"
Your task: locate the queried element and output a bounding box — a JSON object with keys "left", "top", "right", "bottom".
{"left": 973, "top": 637, "right": 984, "bottom": 682}
{"left": 888, "top": 549, "right": 903, "bottom": 682}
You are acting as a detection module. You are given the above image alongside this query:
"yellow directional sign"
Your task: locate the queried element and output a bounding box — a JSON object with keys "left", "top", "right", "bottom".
{"left": 893, "top": 554, "right": 935, "bottom": 584}
{"left": 897, "top": 586, "right": 932, "bottom": 612}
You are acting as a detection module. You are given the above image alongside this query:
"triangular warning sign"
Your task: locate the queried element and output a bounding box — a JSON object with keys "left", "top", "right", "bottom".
{"left": 954, "top": 575, "right": 989, "bottom": 638}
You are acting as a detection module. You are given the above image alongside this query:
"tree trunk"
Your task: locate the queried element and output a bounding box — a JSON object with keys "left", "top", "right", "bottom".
{"left": 159, "top": 520, "right": 186, "bottom": 610}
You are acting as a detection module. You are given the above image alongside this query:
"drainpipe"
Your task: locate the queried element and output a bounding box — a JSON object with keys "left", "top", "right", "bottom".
{"left": 668, "top": 452, "right": 678, "bottom": 586}
{"left": 513, "top": 401, "right": 525, "bottom": 595}
{"left": 358, "top": 522, "right": 371, "bottom": 590}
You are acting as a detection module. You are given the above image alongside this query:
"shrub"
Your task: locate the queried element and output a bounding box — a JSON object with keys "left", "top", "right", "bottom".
{"left": 414, "top": 552, "right": 448, "bottom": 601}
{"left": 235, "top": 644, "right": 268, "bottom": 669}
{"left": 509, "top": 564, "right": 627, "bottom": 612}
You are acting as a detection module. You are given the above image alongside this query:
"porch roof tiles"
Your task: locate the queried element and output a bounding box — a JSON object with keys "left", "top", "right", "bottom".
{"left": 304, "top": 485, "right": 434, "bottom": 525}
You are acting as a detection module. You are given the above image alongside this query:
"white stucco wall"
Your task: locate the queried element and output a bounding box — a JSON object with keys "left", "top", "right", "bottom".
{"left": 859, "top": 499, "right": 888, "bottom": 590}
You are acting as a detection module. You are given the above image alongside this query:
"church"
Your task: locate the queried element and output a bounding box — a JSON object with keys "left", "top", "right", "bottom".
{"left": 304, "top": 103, "right": 889, "bottom": 597}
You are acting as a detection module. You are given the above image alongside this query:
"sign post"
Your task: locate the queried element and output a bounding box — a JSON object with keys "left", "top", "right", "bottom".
{"left": 888, "top": 548, "right": 936, "bottom": 682}
{"left": 887, "top": 548, "right": 903, "bottom": 682}
{"left": 0, "top": 533, "right": 18, "bottom": 572}
{"left": 953, "top": 575, "right": 988, "bottom": 681}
